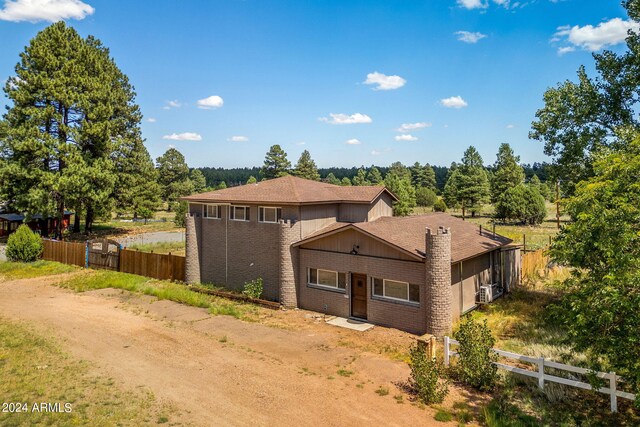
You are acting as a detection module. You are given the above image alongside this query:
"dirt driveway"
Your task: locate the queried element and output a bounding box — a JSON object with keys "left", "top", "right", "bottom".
{"left": 0, "top": 274, "right": 466, "bottom": 426}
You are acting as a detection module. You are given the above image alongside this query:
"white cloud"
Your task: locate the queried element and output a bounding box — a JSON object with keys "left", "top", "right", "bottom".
{"left": 345, "top": 138, "right": 362, "bottom": 145}
{"left": 395, "top": 134, "right": 418, "bottom": 142}
{"left": 554, "top": 18, "right": 639, "bottom": 52}
{"left": 197, "top": 95, "right": 224, "bottom": 109}
{"left": 371, "top": 150, "right": 381, "bottom": 156}
{"left": 557, "top": 46, "right": 576, "bottom": 55}
{"left": 146, "top": 117, "right": 156, "bottom": 123}
{"left": 363, "top": 72, "right": 406, "bottom": 91}
{"left": 0, "top": 0, "right": 93, "bottom": 22}
{"left": 457, "top": 0, "right": 487, "bottom": 9}
{"left": 163, "top": 100, "right": 181, "bottom": 110}
{"left": 228, "top": 135, "right": 248, "bottom": 142}
{"left": 455, "top": 31, "right": 487, "bottom": 43}
{"left": 162, "top": 132, "right": 202, "bottom": 141}
{"left": 320, "top": 113, "right": 372, "bottom": 125}
{"left": 397, "top": 122, "right": 431, "bottom": 132}
{"left": 440, "top": 96, "right": 468, "bottom": 108}
{"left": 506, "top": 124, "right": 515, "bottom": 129}
{"left": 296, "top": 141, "right": 306, "bottom": 146}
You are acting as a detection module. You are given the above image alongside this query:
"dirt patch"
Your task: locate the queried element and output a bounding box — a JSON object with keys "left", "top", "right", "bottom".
{"left": 0, "top": 274, "right": 479, "bottom": 426}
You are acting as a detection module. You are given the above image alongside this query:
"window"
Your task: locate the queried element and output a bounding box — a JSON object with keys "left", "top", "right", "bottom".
{"left": 308, "top": 268, "right": 346, "bottom": 290}
{"left": 229, "top": 205, "right": 249, "bottom": 221}
{"left": 203, "top": 204, "right": 222, "bottom": 219}
{"left": 372, "top": 277, "right": 419, "bottom": 303}
{"left": 259, "top": 206, "right": 282, "bottom": 223}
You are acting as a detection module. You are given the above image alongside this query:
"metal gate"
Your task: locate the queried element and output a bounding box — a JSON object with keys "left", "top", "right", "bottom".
{"left": 87, "top": 238, "right": 121, "bottom": 270}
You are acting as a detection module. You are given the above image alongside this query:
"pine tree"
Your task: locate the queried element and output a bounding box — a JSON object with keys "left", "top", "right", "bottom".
{"left": 293, "top": 150, "right": 320, "bottom": 181}
{"left": 385, "top": 173, "right": 416, "bottom": 216}
{"left": 366, "top": 166, "right": 384, "bottom": 185}
{"left": 247, "top": 175, "right": 257, "bottom": 184}
{"left": 0, "top": 22, "right": 148, "bottom": 237}
{"left": 190, "top": 169, "right": 207, "bottom": 193}
{"left": 352, "top": 167, "right": 370, "bottom": 186}
{"left": 341, "top": 177, "right": 352, "bottom": 186}
{"left": 490, "top": 143, "right": 525, "bottom": 203}
{"left": 260, "top": 144, "right": 291, "bottom": 179}
{"left": 156, "top": 148, "right": 193, "bottom": 211}
{"left": 443, "top": 147, "right": 490, "bottom": 218}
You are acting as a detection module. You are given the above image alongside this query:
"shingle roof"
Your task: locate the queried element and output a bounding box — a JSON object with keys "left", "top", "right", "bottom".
{"left": 295, "top": 213, "right": 512, "bottom": 263}
{"left": 181, "top": 175, "right": 397, "bottom": 205}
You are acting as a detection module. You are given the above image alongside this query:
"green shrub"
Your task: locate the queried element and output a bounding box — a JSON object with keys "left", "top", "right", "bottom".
{"left": 453, "top": 318, "right": 498, "bottom": 391}
{"left": 6, "top": 225, "right": 43, "bottom": 262}
{"left": 433, "top": 199, "right": 447, "bottom": 212}
{"left": 138, "top": 207, "right": 154, "bottom": 224}
{"left": 494, "top": 184, "right": 546, "bottom": 225}
{"left": 174, "top": 201, "right": 187, "bottom": 227}
{"left": 408, "top": 343, "right": 449, "bottom": 404}
{"left": 242, "top": 277, "right": 263, "bottom": 299}
{"left": 416, "top": 187, "right": 438, "bottom": 207}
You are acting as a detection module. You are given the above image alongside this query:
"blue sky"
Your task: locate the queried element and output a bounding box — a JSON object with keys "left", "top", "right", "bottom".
{"left": 0, "top": 0, "right": 633, "bottom": 168}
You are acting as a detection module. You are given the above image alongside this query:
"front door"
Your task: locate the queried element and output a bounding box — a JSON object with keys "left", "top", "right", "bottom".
{"left": 351, "top": 273, "right": 368, "bottom": 319}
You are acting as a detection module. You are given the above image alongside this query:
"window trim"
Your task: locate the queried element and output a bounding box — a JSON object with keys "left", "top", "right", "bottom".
{"left": 258, "top": 206, "right": 282, "bottom": 224}
{"left": 307, "top": 267, "right": 346, "bottom": 292}
{"left": 229, "top": 205, "right": 250, "bottom": 222}
{"left": 202, "top": 204, "right": 222, "bottom": 220}
{"left": 371, "top": 277, "right": 420, "bottom": 305}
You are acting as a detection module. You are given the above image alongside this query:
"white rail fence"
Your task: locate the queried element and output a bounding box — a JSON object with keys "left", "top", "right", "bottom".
{"left": 444, "top": 337, "right": 636, "bottom": 412}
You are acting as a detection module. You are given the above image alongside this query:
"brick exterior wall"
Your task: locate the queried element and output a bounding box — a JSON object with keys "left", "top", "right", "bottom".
{"left": 425, "top": 227, "right": 453, "bottom": 337}
{"left": 298, "top": 249, "right": 426, "bottom": 334}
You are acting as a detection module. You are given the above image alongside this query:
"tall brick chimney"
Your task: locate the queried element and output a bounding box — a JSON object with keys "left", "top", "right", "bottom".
{"left": 279, "top": 219, "right": 299, "bottom": 307}
{"left": 184, "top": 213, "right": 201, "bottom": 284}
{"left": 425, "top": 226, "right": 452, "bottom": 337}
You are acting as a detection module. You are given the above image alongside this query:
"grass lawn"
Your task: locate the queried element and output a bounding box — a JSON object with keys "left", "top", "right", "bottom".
{"left": 65, "top": 210, "right": 183, "bottom": 241}
{"left": 128, "top": 241, "right": 185, "bottom": 256}
{"left": 55, "top": 270, "right": 259, "bottom": 320}
{"left": 0, "top": 317, "right": 177, "bottom": 426}
{"left": 0, "top": 260, "right": 79, "bottom": 281}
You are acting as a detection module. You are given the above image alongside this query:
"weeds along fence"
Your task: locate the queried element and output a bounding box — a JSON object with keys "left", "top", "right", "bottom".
{"left": 444, "top": 337, "right": 636, "bottom": 412}
{"left": 41, "top": 239, "right": 185, "bottom": 282}
{"left": 119, "top": 248, "right": 185, "bottom": 282}
{"left": 521, "top": 247, "right": 549, "bottom": 283}
{"left": 41, "top": 239, "right": 86, "bottom": 267}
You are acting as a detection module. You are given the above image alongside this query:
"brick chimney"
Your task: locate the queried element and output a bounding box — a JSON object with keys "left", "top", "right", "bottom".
{"left": 425, "top": 226, "right": 452, "bottom": 337}
{"left": 279, "top": 219, "right": 299, "bottom": 307}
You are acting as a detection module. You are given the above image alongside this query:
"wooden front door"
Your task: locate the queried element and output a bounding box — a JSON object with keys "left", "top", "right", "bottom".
{"left": 351, "top": 273, "right": 368, "bottom": 319}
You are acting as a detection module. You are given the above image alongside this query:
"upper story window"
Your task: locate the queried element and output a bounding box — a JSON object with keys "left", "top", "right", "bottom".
{"left": 259, "top": 207, "right": 282, "bottom": 223}
{"left": 372, "top": 277, "right": 419, "bottom": 304}
{"left": 203, "top": 204, "right": 222, "bottom": 219}
{"left": 229, "top": 205, "right": 250, "bottom": 221}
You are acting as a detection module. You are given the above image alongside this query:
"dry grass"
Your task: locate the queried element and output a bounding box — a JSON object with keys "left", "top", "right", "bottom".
{"left": 0, "top": 260, "right": 79, "bottom": 281}
{"left": 0, "top": 317, "right": 178, "bottom": 426}
{"left": 128, "top": 241, "right": 185, "bottom": 256}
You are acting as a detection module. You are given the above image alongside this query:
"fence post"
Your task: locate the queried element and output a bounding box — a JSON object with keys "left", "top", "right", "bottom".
{"left": 609, "top": 372, "right": 617, "bottom": 412}
{"left": 444, "top": 336, "right": 450, "bottom": 366}
{"left": 537, "top": 357, "right": 545, "bottom": 389}
{"left": 84, "top": 241, "right": 89, "bottom": 268}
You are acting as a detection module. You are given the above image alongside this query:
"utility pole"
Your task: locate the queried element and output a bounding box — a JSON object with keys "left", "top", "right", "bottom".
{"left": 556, "top": 179, "right": 560, "bottom": 229}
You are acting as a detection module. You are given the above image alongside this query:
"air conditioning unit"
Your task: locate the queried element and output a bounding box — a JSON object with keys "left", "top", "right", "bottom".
{"left": 478, "top": 285, "right": 493, "bottom": 304}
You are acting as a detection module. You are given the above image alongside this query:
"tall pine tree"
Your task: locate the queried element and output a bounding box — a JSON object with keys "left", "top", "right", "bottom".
{"left": 490, "top": 143, "right": 525, "bottom": 203}
{"left": 293, "top": 150, "right": 320, "bottom": 181}
{"left": 156, "top": 148, "right": 193, "bottom": 211}
{"left": 443, "top": 146, "right": 490, "bottom": 218}
{"left": 260, "top": 144, "right": 291, "bottom": 179}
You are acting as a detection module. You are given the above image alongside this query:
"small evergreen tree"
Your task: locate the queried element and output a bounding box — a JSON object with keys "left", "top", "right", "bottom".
{"left": 156, "top": 148, "right": 193, "bottom": 211}
{"left": 260, "top": 144, "right": 291, "bottom": 179}
{"left": 385, "top": 173, "right": 416, "bottom": 216}
{"left": 416, "top": 187, "right": 437, "bottom": 207}
{"left": 491, "top": 143, "right": 525, "bottom": 203}
{"left": 443, "top": 147, "right": 490, "bottom": 218}
{"left": 190, "top": 169, "right": 207, "bottom": 193}
{"left": 217, "top": 181, "right": 227, "bottom": 189}
{"left": 352, "top": 167, "right": 370, "bottom": 186}
{"left": 293, "top": 150, "right": 320, "bottom": 181}
{"left": 246, "top": 175, "right": 257, "bottom": 184}
{"left": 433, "top": 199, "right": 447, "bottom": 212}
{"left": 6, "top": 225, "right": 43, "bottom": 262}
{"left": 174, "top": 201, "right": 188, "bottom": 227}
{"left": 324, "top": 173, "right": 340, "bottom": 185}
{"left": 340, "top": 176, "right": 352, "bottom": 186}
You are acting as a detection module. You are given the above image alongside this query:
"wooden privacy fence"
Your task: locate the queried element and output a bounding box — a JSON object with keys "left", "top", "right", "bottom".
{"left": 119, "top": 248, "right": 185, "bottom": 282}
{"left": 42, "top": 239, "right": 86, "bottom": 267}
{"left": 521, "top": 247, "right": 549, "bottom": 282}
{"left": 444, "top": 337, "right": 636, "bottom": 412}
{"left": 41, "top": 239, "right": 185, "bottom": 282}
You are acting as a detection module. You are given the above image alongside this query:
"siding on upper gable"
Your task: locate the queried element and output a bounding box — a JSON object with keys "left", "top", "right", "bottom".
{"left": 367, "top": 193, "right": 394, "bottom": 221}
{"left": 299, "top": 228, "right": 419, "bottom": 262}
{"left": 300, "top": 204, "right": 338, "bottom": 238}
{"left": 338, "top": 203, "right": 370, "bottom": 223}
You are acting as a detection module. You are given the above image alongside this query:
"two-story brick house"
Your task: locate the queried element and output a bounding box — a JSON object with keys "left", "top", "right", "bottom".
{"left": 182, "top": 175, "right": 519, "bottom": 335}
